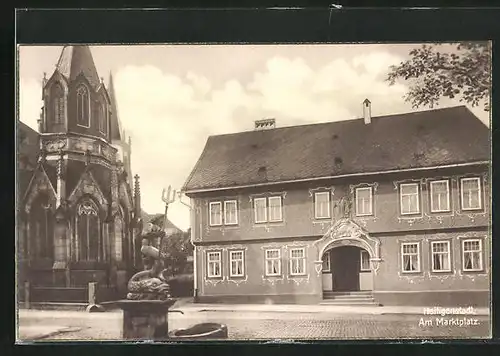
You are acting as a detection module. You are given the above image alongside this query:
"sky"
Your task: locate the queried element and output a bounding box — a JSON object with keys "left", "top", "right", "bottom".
{"left": 18, "top": 43, "right": 490, "bottom": 231}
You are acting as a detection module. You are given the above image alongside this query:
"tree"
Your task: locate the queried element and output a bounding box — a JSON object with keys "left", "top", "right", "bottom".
{"left": 386, "top": 42, "right": 491, "bottom": 112}
{"left": 141, "top": 215, "right": 193, "bottom": 277}
{"left": 161, "top": 230, "right": 193, "bottom": 277}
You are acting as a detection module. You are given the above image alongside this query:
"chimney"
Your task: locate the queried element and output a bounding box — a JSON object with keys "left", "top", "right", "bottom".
{"left": 255, "top": 118, "right": 276, "bottom": 131}
{"left": 363, "top": 99, "right": 371, "bottom": 124}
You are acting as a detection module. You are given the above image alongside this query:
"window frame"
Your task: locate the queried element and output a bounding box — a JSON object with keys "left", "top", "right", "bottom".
{"left": 209, "top": 201, "right": 222, "bottom": 227}
{"left": 52, "top": 82, "right": 65, "bottom": 125}
{"left": 76, "top": 85, "right": 90, "bottom": 128}
{"left": 355, "top": 186, "right": 373, "bottom": 217}
{"left": 229, "top": 250, "right": 245, "bottom": 277}
{"left": 399, "top": 183, "right": 421, "bottom": 215}
{"left": 206, "top": 250, "right": 222, "bottom": 278}
{"left": 264, "top": 248, "right": 282, "bottom": 276}
{"left": 268, "top": 196, "right": 283, "bottom": 222}
{"left": 400, "top": 242, "right": 421, "bottom": 273}
{"left": 360, "top": 250, "right": 371, "bottom": 272}
{"left": 430, "top": 240, "right": 452, "bottom": 273}
{"left": 460, "top": 177, "right": 482, "bottom": 211}
{"left": 314, "top": 191, "right": 331, "bottom": 219}
{"left": 289, "top": 247, "right": 307, "bottom": 276}
{"left": 224, "top": 200, "right": 239, "bottom": 226}
{"left": 462, "top": 238, "right": 483, "bottom": 272}
{"left": 254, "top": 197, "right": 268, "bottom": 224}
{"left": 429, "top": 180, "right": 451, "bottom": 213}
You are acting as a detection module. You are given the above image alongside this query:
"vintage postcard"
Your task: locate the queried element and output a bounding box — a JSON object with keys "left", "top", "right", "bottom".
{"left": 16, "top": 42, "right": 491, "bottom": 341}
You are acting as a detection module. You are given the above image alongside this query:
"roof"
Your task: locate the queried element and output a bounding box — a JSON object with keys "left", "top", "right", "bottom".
{"left": 108, "top": 73, "right": 123, "bottom": 141}
{"left": 18, "top": 121, "right": 40, "bottom": 168}
{"left": 56, "top": 46, "right": 101, "bottom": 88}
{"left": 183, "top": 106, "right": 490, "bottom": 192}
{"left": 141, "top": 210, "right": 183, "bottom": 233}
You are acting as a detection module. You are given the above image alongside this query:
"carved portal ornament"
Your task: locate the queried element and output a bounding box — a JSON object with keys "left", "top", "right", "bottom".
{"left": 313, "top": 218, "right": 382, "bottom": 274}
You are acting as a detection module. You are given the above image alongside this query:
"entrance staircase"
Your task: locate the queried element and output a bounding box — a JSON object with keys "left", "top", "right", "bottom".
{"left": 321, "top": 291, "right": 380, "bottom": 305}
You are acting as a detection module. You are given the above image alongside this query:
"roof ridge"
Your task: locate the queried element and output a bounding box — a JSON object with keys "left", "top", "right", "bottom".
{"left": 208, "top": 105, "right": 469, "bottom": 138}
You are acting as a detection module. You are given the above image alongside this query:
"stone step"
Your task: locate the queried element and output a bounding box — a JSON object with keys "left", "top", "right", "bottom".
{"left": 324, "top": 296, "right": 375, "bottom": 302}
{"left": 323, "top": 291, "right": 373, "bottom": 296}
{"left": 320, "top": 300, "right": 380, "bottom": 306}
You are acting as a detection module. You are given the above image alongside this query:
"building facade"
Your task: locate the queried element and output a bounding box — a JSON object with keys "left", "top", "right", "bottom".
{"left": 17, "top": 46, "right": 143, "bottom": 304}
{"left": 182, "top": 104, "right": 490, "bottom": 306}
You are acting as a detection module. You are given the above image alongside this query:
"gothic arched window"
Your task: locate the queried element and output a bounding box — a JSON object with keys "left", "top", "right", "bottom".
{"left": 52, "top": 82, "right": 65, "bottom": 124}
{"left": 98, "top": 102, "right": 107, "bottom": 134}
{"left": 29, "top": 195, "right": 54, "bottom": 260}
{"left": 76, "top": 85, "right": 90, "bottom": 127}
{"left": 76, "top": 199, "right": 102, "bottom": 261}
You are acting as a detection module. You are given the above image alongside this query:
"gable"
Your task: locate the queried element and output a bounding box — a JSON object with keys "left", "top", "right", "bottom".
{"left": 23, "top": 164, "right": 57, "bottom": 214}
{"left": 68, "top": 168, "right": 109, "bottom": 214}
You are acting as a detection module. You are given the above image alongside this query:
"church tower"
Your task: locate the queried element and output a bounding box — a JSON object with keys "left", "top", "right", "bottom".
{"left": 20, "top": 45, "right": 141, "bottom": 302}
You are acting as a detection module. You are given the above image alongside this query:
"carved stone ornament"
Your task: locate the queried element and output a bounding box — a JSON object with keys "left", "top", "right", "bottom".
{"left": 44, "top": 139, "right": 66, "bottom": 153}
{"left": 101, "top": 145, "right": 115, "bottom": 161}
{"left": 74, "top": 138, "right": 95, "bottom": 153}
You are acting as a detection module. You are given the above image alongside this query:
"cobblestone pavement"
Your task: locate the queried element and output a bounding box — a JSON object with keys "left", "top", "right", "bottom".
{"left": 18, "top": 310, "right": 491, "bottom": 341}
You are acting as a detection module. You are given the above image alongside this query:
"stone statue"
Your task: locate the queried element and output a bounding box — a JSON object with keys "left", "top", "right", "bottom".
{"left": 126, "top": 238, "right": 171, "bottom": 301}
{"left": 335, "top": 196, "right": 352, "bottom": 218}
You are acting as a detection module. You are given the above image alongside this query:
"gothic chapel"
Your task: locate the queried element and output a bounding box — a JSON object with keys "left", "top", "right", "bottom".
{"left": 17, "top": 46, "right": 142, "bottom": 304}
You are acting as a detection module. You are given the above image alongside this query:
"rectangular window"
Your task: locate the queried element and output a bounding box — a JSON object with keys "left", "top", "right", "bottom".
{"left": 314, "top": 192, "right": 331, "bottom": 219}
{"left": 209, "top": 202, "right": 222, "bottom": 226}
{"left": 430, "top": 180, "right": 451, "bottom": 212}
{"left": 268, "top": 196, "right": 283, "bottom": 222}
{"left": 290, "top": 248, "right": 306, "bottom": 276}
{"left": 207, "top": 251, "right": 222, "bottom": 278}
{"left": 229, "top": 250, "right": 244, "bottom": 277}
{"left": 254, "top": 197, "right": 267, "bottom": 223}
{"left": 401, "top": 242, "right": 420, "bottom": 273}
{"left": 224, "top": 200, "right": 238, "bottom": 225}
{"left": 431, "top": 241, "right": 451, "bottom": 272}
{"left": 360, "top": 250, "right": 370, "bottom": 271}
{"left": 462, "top": 239, "right": 483, "bottom": 271}
{"left": 356, "top": 187, "right": 373, "bottom": 216}
{"left": 322, "top": 252, "right": 331, "bottom": 272}
{"left": 400, "top": 183, "right": 420, "bottom": 215}
{"left": 265, "top": 249, "right": 281, "bottom": 276}
{"left": 461, "top": 178, "right": 482, "bottom": 211}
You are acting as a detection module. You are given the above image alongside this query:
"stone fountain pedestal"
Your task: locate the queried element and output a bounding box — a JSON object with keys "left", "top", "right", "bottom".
{"left": 116, "top": 299, "right": 177, "bottom": 341}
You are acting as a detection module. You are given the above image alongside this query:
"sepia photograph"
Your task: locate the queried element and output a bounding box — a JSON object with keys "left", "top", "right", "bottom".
{"left": 16, "top": 41, "right": 491, "bottom": 341}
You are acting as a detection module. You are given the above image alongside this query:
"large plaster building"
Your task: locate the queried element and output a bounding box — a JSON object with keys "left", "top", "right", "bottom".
{"left": 182, "top": 103, "right": 490, "bottom": 306}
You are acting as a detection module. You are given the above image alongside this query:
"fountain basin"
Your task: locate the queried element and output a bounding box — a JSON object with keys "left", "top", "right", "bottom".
{"left": 117, "top": 299, "right": 177, "bottom": 340}
{"left": 168, "top": 323, "right": 228, "bottom": 340}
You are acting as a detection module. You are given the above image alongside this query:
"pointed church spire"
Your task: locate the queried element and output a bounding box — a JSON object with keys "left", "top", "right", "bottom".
{"left": 55, "top": 45, "right": 101, "bottom": 88}
{"left": 108, "top": 72, "right": 123, "bottom": 141}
